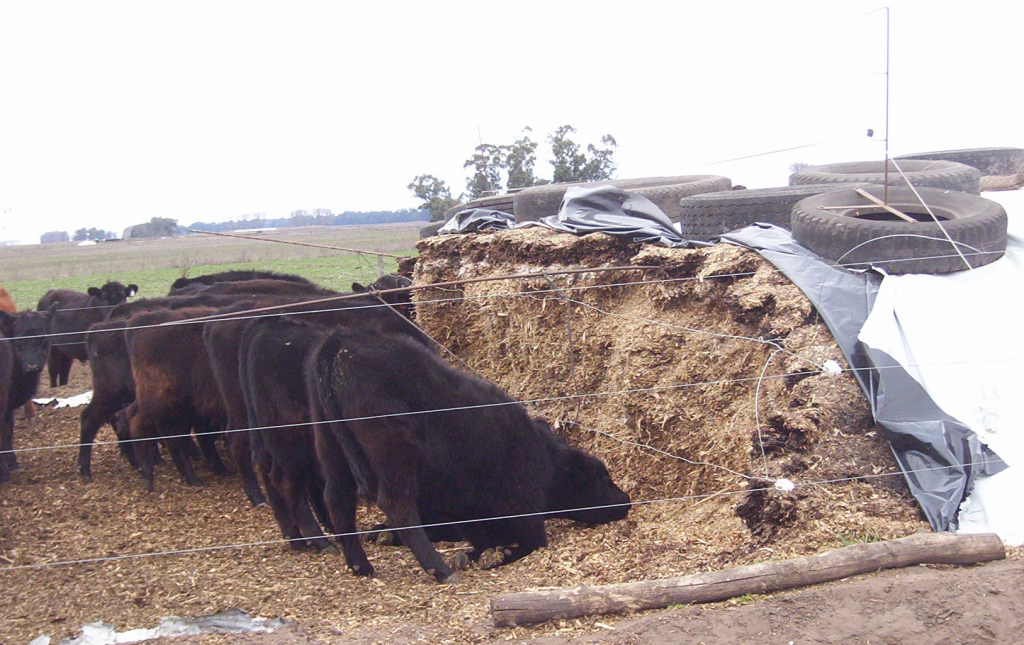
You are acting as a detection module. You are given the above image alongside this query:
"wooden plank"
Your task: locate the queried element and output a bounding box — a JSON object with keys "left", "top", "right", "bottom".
{"left": 490, "top": 532, "right": 1005, "bottom": 627}
{"left": 853, "top": 187, "right": 918, "bottom": 223}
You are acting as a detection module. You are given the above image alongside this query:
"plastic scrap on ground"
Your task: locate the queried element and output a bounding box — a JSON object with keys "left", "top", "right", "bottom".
{"left": 28, "top": 608, "right": 285, "bottom": 645}
{"left": 33, "top": 391, "right": 93, "bottom": 409}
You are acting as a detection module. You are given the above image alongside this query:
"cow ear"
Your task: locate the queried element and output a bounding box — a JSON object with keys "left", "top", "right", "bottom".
{"left": 87, "top": 287, "right": 101, "bottom": 298}
{"left": 47, "top": 302, "right": 60, "bottom": 319}
{"left": 128, "top": 284, "right": 138, "bottom": 297}
{"left": 0, "top": 310, "right": 14, "bottom": 335}
{"left": 351, "top": 283, "right": 367, "bottom": 293}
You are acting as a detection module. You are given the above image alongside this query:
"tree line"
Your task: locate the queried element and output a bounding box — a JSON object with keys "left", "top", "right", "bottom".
{"left": 39, "top": 227, "right": 118, "bottom": 244}
{"left": 408, "top": 125, "right": 618, "bottom": 221}
{"left": 38, "top": 209, "right": 429, "bottom": 244}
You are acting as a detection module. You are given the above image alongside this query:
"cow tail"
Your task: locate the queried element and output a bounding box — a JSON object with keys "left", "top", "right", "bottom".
{"left": 306, "top": 330, "right": 375, "bottom": 497}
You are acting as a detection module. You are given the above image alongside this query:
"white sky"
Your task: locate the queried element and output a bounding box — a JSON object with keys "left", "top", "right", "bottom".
{"left": 0, "top": 0, "right": 1020, "bottom": 244}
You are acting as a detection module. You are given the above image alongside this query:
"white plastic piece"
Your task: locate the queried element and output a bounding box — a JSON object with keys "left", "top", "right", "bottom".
{"left": 774, "top": 478, "right": 795, "bottom": 493}
{"left": 822, "top": 360, "right": 842, "bottom": 376}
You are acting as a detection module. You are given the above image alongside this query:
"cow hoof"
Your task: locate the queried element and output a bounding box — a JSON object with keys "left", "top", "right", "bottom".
{"left": 349, "top": 562, "right": 375, "bottom": 577}
{"left": 316, "top": 543, "right": 340, "bottom": 555}
{"left": 439, "top": 571, "right": 461, "bottom": 584}
{"left": 452, "top": 552, "right": 471, "bottom": 571}
{"left": 80, "top": 474, "right": 92, "bottom": 483}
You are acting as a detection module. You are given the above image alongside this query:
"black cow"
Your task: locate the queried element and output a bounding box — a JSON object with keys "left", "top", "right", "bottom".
{"left": 201, "top": 284, "right": 433, "bottom": 507}
{"left": 308, "top": 328, "right": 631, "bottom": 583}
{"left": 237, "top": 316, "right": 338, "bottom": 553}
{"left": 169, "top": 270, "right": 313, "bottom": 295}
{"left": 0, "top": 305, "right": 58, "bottom": 479}
{"left": 37, "top": 281, "right": 138, "bottom": 387}
{"left": 352, "top": 274, "right": 414, "bottom": 319}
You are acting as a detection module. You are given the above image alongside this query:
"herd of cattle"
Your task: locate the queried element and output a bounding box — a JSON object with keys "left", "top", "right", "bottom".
{"left": 0, "top": 272, "right": 630, "bottom": 583}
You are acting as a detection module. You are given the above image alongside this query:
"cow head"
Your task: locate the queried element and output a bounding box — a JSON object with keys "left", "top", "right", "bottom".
{"left": 0, "top": 303, "right": 58, "bottom": 373}
{"left": 88, "top": 281, "right": 138, "bottom": 306}
{"left": 541, "top": 421, "right": 631, "bottom": 525}
{"left": 352, "top": 274, "right": 414, "bottom": 319}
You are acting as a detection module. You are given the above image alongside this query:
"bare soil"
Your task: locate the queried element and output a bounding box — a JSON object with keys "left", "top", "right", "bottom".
{"left": 1, "top": 227, "right": 999, "bottom": 644}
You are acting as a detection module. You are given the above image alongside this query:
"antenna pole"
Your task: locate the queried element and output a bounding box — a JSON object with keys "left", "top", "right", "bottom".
{"left": 884, "top": 6, "right": 890, "bottom": 205}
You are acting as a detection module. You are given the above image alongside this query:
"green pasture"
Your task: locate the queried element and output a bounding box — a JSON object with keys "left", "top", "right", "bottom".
{"left": 0, "top": 223, "right": 422, "bottom": 310}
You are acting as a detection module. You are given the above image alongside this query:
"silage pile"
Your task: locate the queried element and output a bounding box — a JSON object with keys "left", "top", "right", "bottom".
{"left": 412, "top": 226, "right": 928, "bottom": 572}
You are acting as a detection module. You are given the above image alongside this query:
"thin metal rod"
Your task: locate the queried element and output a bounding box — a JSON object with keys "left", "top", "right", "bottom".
{"left": 186, "top": 228, "right": 403, "bottom": 259}
{"left": 884, "top": 6, "right": 891, "bottom": 205}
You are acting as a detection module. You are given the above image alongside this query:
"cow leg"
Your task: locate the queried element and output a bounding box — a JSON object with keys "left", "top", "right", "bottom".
{"left": 376, "top": 472, "right": 456, "bottom": 582}
{"left": 57, "top": 352, "right": 72, "bottom": 386}
{"left": 227, "top": 431, "right": 265, "bottom": 507}
{"left": 166, "top": 429, "right": 204, "bottom": 486}
{"left": 2, "top": 409, "right": 17, "bottom": 470}
{"left": 482, "top": 517, "right": 548, "bottom": 569}
{"left": 280, "top": 472, "right": 337, "bottom": 554}
{"left": 79, "top": 393, "right": 130, "bottom": 480}
{"left": 193, "top": 421, "right": 229, "bottom": 476}
{"left": 0, "top": 410, "right": 14, "bottom": 473}
{"left": 316, "top": 432, "right": 373, "bottom": 576}
{"left": 126, "top": 404, "right": 158, "bottom": 491}
{"left": 259, "top": 468, "right": 307, "bottom": 550}
{"left": 307, "top": 471, "right": 337, "bottom": 535}
{"left": 22, "top": 400, "right": 35, "bottom": 420}
{"left": 111, "top": 409, "right": 139, "bottom": 470}
{"left": 47, "top": 348, "right": 60, "bottom": 388}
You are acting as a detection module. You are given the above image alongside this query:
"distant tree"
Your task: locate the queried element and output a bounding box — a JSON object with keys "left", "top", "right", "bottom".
{"left": 237, "top": 212, "right": 267, "bottom": 228}
{"left": 289, "top": 210, "right": 315, "bottom": 226}
{"left": 408, "top": 174, "right": 459, "bottom": 222}
{"left": 463, "top": 143, "right": 505, "bottom": 199}
{"left": 789, "top": 162, "right": 812, "bottom": 173}
{"left": 504, "top": 127, "right": 544, "bottom": 190}
{"left": 40, "top": 230, "right": 70, "bottom": 244}
{"left": 548, "top": 125, "right": 617, "bottom": 183}
{"left": 311, "top": 208, "right": 334, "bottom": 225}
{"left": 125, "top": 217, "right": 179, "bottom": 239}
{"left": 72, "top": 227, "right": 113, "bottom": 241}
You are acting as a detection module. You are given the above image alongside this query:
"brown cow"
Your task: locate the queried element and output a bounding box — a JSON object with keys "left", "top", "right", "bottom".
{"left": 0, "top": 286, "right": 36, "bottom": 421}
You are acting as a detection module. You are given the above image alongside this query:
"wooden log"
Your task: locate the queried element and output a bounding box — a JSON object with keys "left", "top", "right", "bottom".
{"left": 491, "top": 532, "right": 1005, "bottom": 627}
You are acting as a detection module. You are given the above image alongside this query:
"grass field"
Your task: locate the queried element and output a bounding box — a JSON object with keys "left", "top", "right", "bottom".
{"left": 0, "top": 222, "right": 422, "bottom": 309}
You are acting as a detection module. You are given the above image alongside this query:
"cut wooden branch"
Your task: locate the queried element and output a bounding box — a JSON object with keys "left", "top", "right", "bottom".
{"left": 490, "top": 532, "right": 1005, "bottom": 627}
{"left": 853, "top": 187, "right": 918, "bottom": 223}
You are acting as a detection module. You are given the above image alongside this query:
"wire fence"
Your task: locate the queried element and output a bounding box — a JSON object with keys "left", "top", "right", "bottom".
{"left": 0, "top": 204, "right": 1019, "bottom": 576}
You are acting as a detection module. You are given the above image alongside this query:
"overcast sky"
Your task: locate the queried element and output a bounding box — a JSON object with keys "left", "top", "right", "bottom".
{"left": 0, "top": 0, "right": 1020, "bottom": 244}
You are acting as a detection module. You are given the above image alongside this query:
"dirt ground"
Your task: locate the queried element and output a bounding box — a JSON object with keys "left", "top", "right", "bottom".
{"left": 142, "top": 555, "right": 1024, "bottom": 645}
{"left": 0, "top": 228, "right": 1006, "bottom": 644}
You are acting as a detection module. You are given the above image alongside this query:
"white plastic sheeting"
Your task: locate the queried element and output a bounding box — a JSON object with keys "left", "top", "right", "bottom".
{"left": 29, "top": 608, "right": 284, "bottom": 645}
{"left": 859, "top": 190, "right": 1024, "bottom": 545}
{"left": 33, "top": 391, "right": 93, "bottom": 409}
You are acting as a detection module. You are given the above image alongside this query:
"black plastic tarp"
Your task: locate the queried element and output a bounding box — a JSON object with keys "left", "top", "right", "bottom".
{"left": 723, "top": 224, "right": 1005, "bottom": 531}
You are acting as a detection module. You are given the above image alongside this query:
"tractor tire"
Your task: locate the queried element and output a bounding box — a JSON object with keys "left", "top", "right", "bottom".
{"left": 895, "top": 147, "right": 1024, "bottom": 177}
{"left": 789, "top": 160, "right": 981, "bottom": 195}
{"left": 443, "top": 194, "right": 515, "bottom": 221}
{"left": 419, "top": 221, "right": 445, "bottom": 238}
{"left": 790, "top": 185, "right": 1006, "bottom": 274}
{"left": 676, "top": 184, "right": 871, "bottom": 241}
{"left": 513, "top": 175, "right": 731, "bottom": 222}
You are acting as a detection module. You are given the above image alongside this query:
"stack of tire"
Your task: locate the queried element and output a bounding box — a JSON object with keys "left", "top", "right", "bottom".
{"left": 786, "top": 156, "right": 1008, "bottom": 274}
{"left": 676, "top": 153, "right": 1010, "bottom": 274}
{"left": 895, "top": 147, "right": 1024, "bottom": 192}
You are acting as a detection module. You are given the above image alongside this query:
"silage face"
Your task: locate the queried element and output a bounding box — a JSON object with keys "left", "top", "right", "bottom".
{"left": 413, "top": 227, "right": 924, "bottom": 568}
